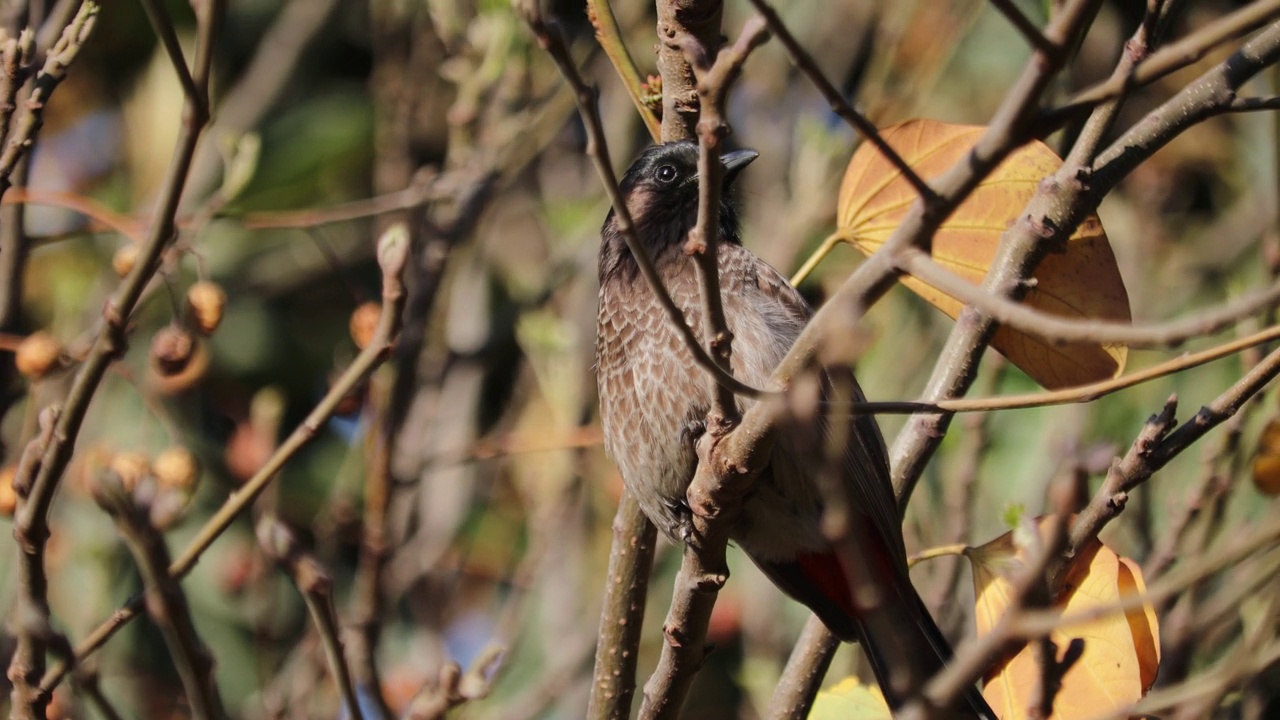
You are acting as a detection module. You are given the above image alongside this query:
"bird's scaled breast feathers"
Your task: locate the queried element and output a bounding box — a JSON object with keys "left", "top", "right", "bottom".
{"left": 594, "top": 246, "right": 820, "bottom": 549}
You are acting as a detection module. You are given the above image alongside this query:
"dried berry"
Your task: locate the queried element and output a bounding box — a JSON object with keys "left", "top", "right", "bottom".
{"left": 154, "top": 446, "right": 200, "bottom": 490}
{"left": 349, "top": 302, "right": 380, "bottom": 349}
{"left": 186, "top": 281, "right": 227, "bottom": 335}
{"left": 108, "top": 451, "right": 150, "bottom": 493}
{"left": 0, "top": 465, "right": 16, "bottom": 516}
{"left": 150, "top": 326, "right": 195, "bottom": 376}
{"left": 112, "top": 243, "right": 139, "bottom": 277}
{"left": 15, "top": 331, "right": 61, "bottom": 379}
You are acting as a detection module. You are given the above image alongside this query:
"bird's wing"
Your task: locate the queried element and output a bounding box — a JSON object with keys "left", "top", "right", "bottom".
{"left": 741, "top": 250, "right": 906, "bottom": 564}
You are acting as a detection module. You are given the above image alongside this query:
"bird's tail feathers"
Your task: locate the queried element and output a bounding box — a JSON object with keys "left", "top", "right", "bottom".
{"left": 758, "top": 547, "right": 997, "bottom": 719}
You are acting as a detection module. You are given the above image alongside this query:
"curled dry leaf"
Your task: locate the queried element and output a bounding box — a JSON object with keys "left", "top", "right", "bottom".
{"left": 836, "top": 119, "right": 1131, "bottom": 389}
{"left": 150, "top": 325, "right": 196, "bottom": 376}
{"left": 968, "top": 518, "right": 1160, "bottom": 719}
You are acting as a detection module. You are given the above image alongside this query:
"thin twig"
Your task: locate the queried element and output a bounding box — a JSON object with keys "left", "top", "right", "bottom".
{"left": 637, "top": 18, "right": 771, "bottom": 719}
{"left": 257, "top": 516, "right": 364, "bottom": 720}
{"left": 988, "top": 0, "right": 1060, "bottom": 56}
{"left": 897, "top": 249, "right": 1280, "bottom": 348}
{"left": 37, "top": 224, "right": 409, "bottom": 697}
{"left": 745, "top": 0, "right": 937, "bottom": 204}
{"left": 0, "top": 3, "right": 96, "bottom": 197}
{"left": 93, "top": 475, "right": 227, "bottom": 720}
{"left": 681, "top": 18, "right": 770, "bottom": 430}
{"left": 136, "top": 0, "right": 204, "bottom": 119}
{"left": 347, "top": 371, "right": 395, "bottom": 719}
{"left": 586, "top": 0, "right": 660, "bottom": 140}
{"left": 766, "top": 615, "right": 840, "bottom": 720}
{"left": 1042, "top": 0, "right": 1280, "bottom": 128}
{"left": 7, "top": 5, "right": 160, "bottom": 717}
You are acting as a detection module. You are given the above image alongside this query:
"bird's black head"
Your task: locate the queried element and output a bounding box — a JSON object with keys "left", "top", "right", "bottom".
{"left": 601, "top": 141, "right": 757, "bottom": 279}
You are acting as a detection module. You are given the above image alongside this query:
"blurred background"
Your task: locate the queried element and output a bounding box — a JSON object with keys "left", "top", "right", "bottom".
{"left": 0, "top": 0, "right": 1277, "bottom": 717}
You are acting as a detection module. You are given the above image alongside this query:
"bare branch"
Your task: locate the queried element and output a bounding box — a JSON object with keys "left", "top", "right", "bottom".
{"left": 897, "top": 249, "right": 1280, "bottom": 348}
{"left": 136, "top": 0, "right": 204, "bottom": 119}
{"left": 766, "top": 615, "right": 839, "bottom": 719}
{"left": 655, "top": 0, "right": 724, "bottom": 141}
{"left": 681, "top": 17, "right": 770, "bottom": 430}
{"left": 257, "top": 517, "right": 364, "bottom": 720}
{"left": 587, "top": 0, "right": 661, "bottom": 141}
{"left": 638, "top": 19, "right": 771, "bottom": 717}
{"left": 1045, "top": 0, "right": 1280, "bottom": 127}
{"left": 94, "top": 475, "right": 227, "bottom": 720}
{"left": 988, "top": 0, "right": 1060, "bottom": 56}
{"left": 587, "top": 493, "right": 658, "bottom": 720}
{"left": 745, "top": 0, "right": 937, "bottom": 204}
{"left": 38, "top": 224, "right": 409, "bottom": 697}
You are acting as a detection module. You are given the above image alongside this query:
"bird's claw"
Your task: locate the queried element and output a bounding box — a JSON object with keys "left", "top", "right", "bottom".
{"left": 679, "top": 419, "right": 706, "bottom": 446}
{"left": 665, "top": 497, "right": 699, "bottom": 548}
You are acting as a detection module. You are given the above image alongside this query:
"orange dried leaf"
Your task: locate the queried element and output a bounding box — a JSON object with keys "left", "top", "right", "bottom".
{"left": 968, "top": 518, "right": 1160, "bottom": 719}
{"left": 837, "top": 119, "right": 1131, "bottom": 389}
{"left": 1251, "top": 417, "right": 1280, "bottom": 495}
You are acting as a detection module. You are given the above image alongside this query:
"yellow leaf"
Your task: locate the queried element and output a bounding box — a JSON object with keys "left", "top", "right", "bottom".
{"left": 809, "top": 676, "right": 892, "bottom": 720}
{"left": 836, "top": 119, "right": 1131, "bottom": 389}
{"left": 968, "top": 518, "right": 1161, "bottom": 719}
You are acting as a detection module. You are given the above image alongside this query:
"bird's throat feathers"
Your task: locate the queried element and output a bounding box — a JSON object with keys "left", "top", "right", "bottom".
{"left": 598, "top": 141, "right": 748, "bottom": 284}
{"left": 599, "top": 197, "right": 743, "bottom": 283}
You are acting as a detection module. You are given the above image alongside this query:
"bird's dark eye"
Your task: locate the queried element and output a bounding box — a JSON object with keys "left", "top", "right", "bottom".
{"left": 655, "top": 165, "right": 678, "bottom": 183}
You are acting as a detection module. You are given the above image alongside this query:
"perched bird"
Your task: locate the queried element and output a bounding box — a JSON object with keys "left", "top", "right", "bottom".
{"left": 595, "top": 141, "right": 994, "bottom": 717}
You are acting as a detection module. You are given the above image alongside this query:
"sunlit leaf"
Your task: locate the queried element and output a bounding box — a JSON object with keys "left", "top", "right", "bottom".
{"left": 836, "top": 119, "right": 1131, "bottom": 389}
{"left": 968, "top": 518, "right": 1160, "bottom": 719}
{"left": 809, "top": 676, "right": 892, "bottom": 720}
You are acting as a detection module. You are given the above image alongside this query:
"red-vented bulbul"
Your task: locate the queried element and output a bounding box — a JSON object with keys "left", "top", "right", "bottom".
{"left": 596, "top": 141, "right": 994, "bottom": 717}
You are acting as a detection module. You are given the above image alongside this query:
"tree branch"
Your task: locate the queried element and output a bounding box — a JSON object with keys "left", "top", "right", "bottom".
{"left": 94, "top": 475, "right": 227, "bottom": 720}
{"left": 257, "top": 516, "right": 364, "bottom": 720}
{"left": 745, "top": 0, "right": 937, "bottom": 204}
{"left": 586, "top": 492, "right": 658, "bottom": 720}
{"left": 37, "top": 224, "right": 409, "bottom": 698}
{"left": 637, "top": 18, "right": 769, "bottom": 719}
{"left": 656, "top": 0, "right": 723, "bottom": 141}
{"left": 587, "top": 0, "right": 661, "bottom": 141}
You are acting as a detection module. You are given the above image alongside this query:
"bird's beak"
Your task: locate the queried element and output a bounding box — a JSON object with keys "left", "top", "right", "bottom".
{"left": 721, "top": 149, "right": 759, "bottom": 185}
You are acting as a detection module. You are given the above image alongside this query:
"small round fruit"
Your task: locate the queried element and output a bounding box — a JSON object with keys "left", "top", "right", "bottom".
{"left": 186, "top": 281, "right": 227, "bottom": 335}
{"left": 112, "top": 244, "right": 139, "bottom": 277}
{"left": 0, "top": 465, "right": 17, "bottom": 516}
{"left": 108, "top": 451, "right": 150, "bottom": 493}
{"left": 349, "top": 302, "right": 380, "bottom": 349}
{"left": 15, "top": 331, "right": 61, "bottom": 379}
{"left": 150, "top": 326, "right": 195, "bottom": 376}
{"left": 153, "top": 446, "right": 200, "bottom": 490}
